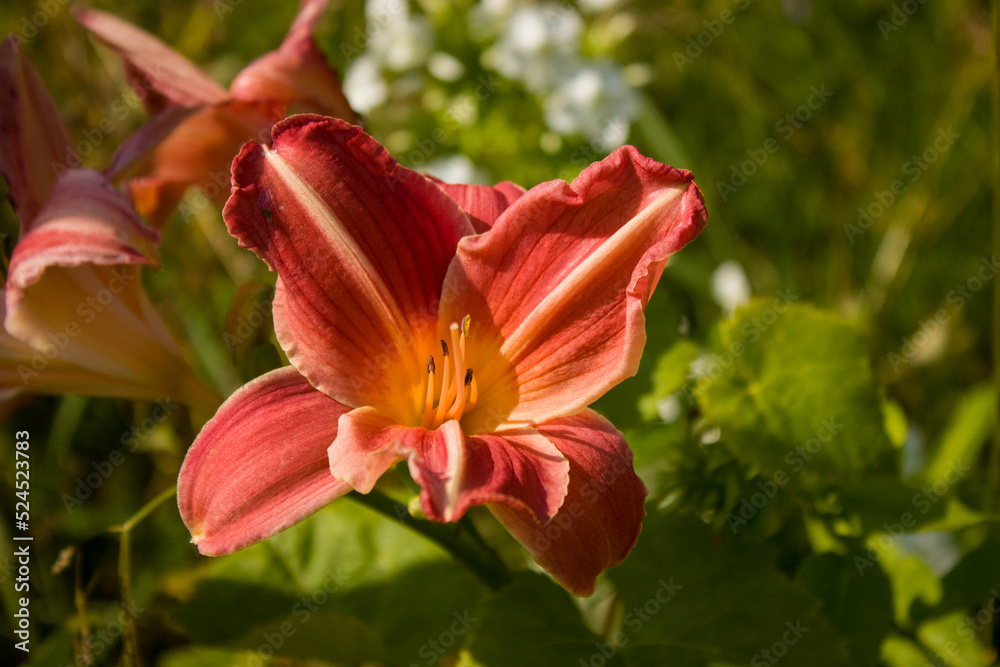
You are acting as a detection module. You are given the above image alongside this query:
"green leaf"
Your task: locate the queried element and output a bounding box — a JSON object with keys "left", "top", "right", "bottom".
{"left": 171, "top": 500, "right": 488, "bottom": 666}
{"left": 915, "top": 611, "right": 991, "bottom": 666}
{"left": 157, "top": 647, "right": 262, "bottom": 667}
{"left": 172, "top": 581, "right": 301, "bottom": 644}
{"left": 912, "top": 534, "right": 1000, "bottom": 623}
{"left": 228, "top": 611, "right": 384, "bottom": 665}
{"left": 835, "top": 477, "right": 947, "bottom": 536}
{"left": 921, "top": 383, "right": 995, "bottom": 485}
{"left": 466, "top": 572, "right": 626, "bottom": 667}
{"left": 856, "top": 536, "right": 942, "bottom": 626}
{"left": 697, "top": 301, "right": 890, "bottom": 481}
{"left": 607, "top": 511, "right": 853, "bottom": 666}
{"left": 796, "top": 552, "right": 894, "bottom": 666}
{"left": 338, "top": 560, "right": 487, "bottom": 666}
{"left": 637, "top": 339, "right": 701, "bottom": 421}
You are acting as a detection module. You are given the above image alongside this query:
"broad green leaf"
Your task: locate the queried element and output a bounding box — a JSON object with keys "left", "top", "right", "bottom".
{"left": 607, "top": 511, "right": 852, "bottom": 666}
{"left": 171, "top": 499, "right": 487, "bottom": 666}
{"left": 172, "top": 580, "right": 299, "bottom": 645}
{"left": 697, "top": 302, "right": 890, "bottom": 481}
{"left": 796, "top": 552, "right": 893, "bottom": 666}
{"left": 198, "top": 498, "right": 454, "bottom": 594}
{"left": 835, "top": 477, "right": 947, "bottom": 536}
{"left": 465, "top": 572, "right": 626, "bottom": 667}
{"left": 621, "top": 421, "right": 688, "bottom": 472}
{"left": 338, "top": 560, "right": 487, "bottom": 666}
{"left": 228, "top": 611, "right": 383, "bottom": 665}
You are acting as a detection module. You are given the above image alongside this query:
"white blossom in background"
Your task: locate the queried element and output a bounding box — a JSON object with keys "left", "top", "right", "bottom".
{"left": 543, "top": 62, "right": 639, "bottom": 148}
{"left": 365, "top": 0, "right": 434, "bottom": 72}
{"left": 710, "top": 260, "right": 752, "bottom": 315}
{"left": 427, "top": 52, "right": 465, "bottom": 82}
{"left": 423, "top": 155, "right": 490, "bottom": 185}
{"left": 482, "top": 4, "right": 583, "bottom": 93}
{"left": 343, "top": 54, "right": 389, "bottom": 114}
{"left": 578, "top": 0, "right": 627, "bottom": 13}
{"left": 898, "top": 533, "right": 961, "bottom": 577}
{"left": 656, "top": 394, "right": 683, "bottom": 423}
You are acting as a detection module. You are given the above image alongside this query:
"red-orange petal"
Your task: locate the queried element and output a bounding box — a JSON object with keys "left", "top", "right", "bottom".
{"left": 441, "top": 145, "right": 707, "bottom": 426}
{"left": 72, "top": 7, "right": 228, "bottom": 108}
{"left": 225, "top": 115, "right": 474, "bottom": 418}
{"left": 109, "top": 102, "right": 279, "bottom": 227}
{"left": 329, "top": 408, "right": 569, "bottom": 524}
{"left": 229, "top": 0, "right": 357, "bottom": 122}
{"left": 433, "top": 181, "right": 526, "bottom": 234}
{"left": 178, "top": 366, "right": 350, "bottom": 555}
{"left": 490, "top": 409, "right": 647, "bottom": 597}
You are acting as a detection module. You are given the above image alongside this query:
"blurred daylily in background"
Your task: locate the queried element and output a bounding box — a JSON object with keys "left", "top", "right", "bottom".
{"left": 0, "top": 35, "right": 220, "bottom": 411}
{"left": 74, "top": 0, "right": 357, "bottom": 228}
{"left": 177, "top": 115, "right": 706, "bottom": 596}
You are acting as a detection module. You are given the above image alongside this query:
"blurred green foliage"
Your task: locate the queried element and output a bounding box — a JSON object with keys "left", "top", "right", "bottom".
{"left": 1, "top": 0, "right": 998, "bottom": 665}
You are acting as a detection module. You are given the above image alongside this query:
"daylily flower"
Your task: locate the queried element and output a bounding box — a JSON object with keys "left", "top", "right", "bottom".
{"left": 73, "top": 0, "right": 357, "bottom": 228}
{"left": 0, "top": 36, "right": 220, "bottom": 412}
{"left": 178, "top": 115, "right": 706, "bottom": 595}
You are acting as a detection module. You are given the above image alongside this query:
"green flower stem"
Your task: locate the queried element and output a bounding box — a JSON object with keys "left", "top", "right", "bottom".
{"left": 109, "top": 485, "right": 177, "bottom": 667}
{"left": 990, "top": 0, "right": 1000, "bottom": 515}
{"left": 111, "top": 486, "right": 177, "bottom": 534}
{"left": 347, "top": 489, "right": 511, "bottom": 591}
{"left": 989, "top": 0, "right": 1000, "bottom": 650}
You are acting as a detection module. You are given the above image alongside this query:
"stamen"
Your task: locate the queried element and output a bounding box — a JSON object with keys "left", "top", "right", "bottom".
{"left": 420, "top": 316, "right": 478, "bottom": 429}
{"left": 421, "top": 355, "right": 436, "bottom": 429}
{"left": 435, "top": 345, "right": 453, "bottom": 425}
{"left": 445, "top": 324, "right": 468, "bottom": 418}
{"left": 467, "top": 375, "right": 478, "bottom": 410}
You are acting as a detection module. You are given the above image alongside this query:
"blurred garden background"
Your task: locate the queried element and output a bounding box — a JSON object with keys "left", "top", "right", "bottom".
{"left": 1, "top": 0, "right": 999, "bottom": 665}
